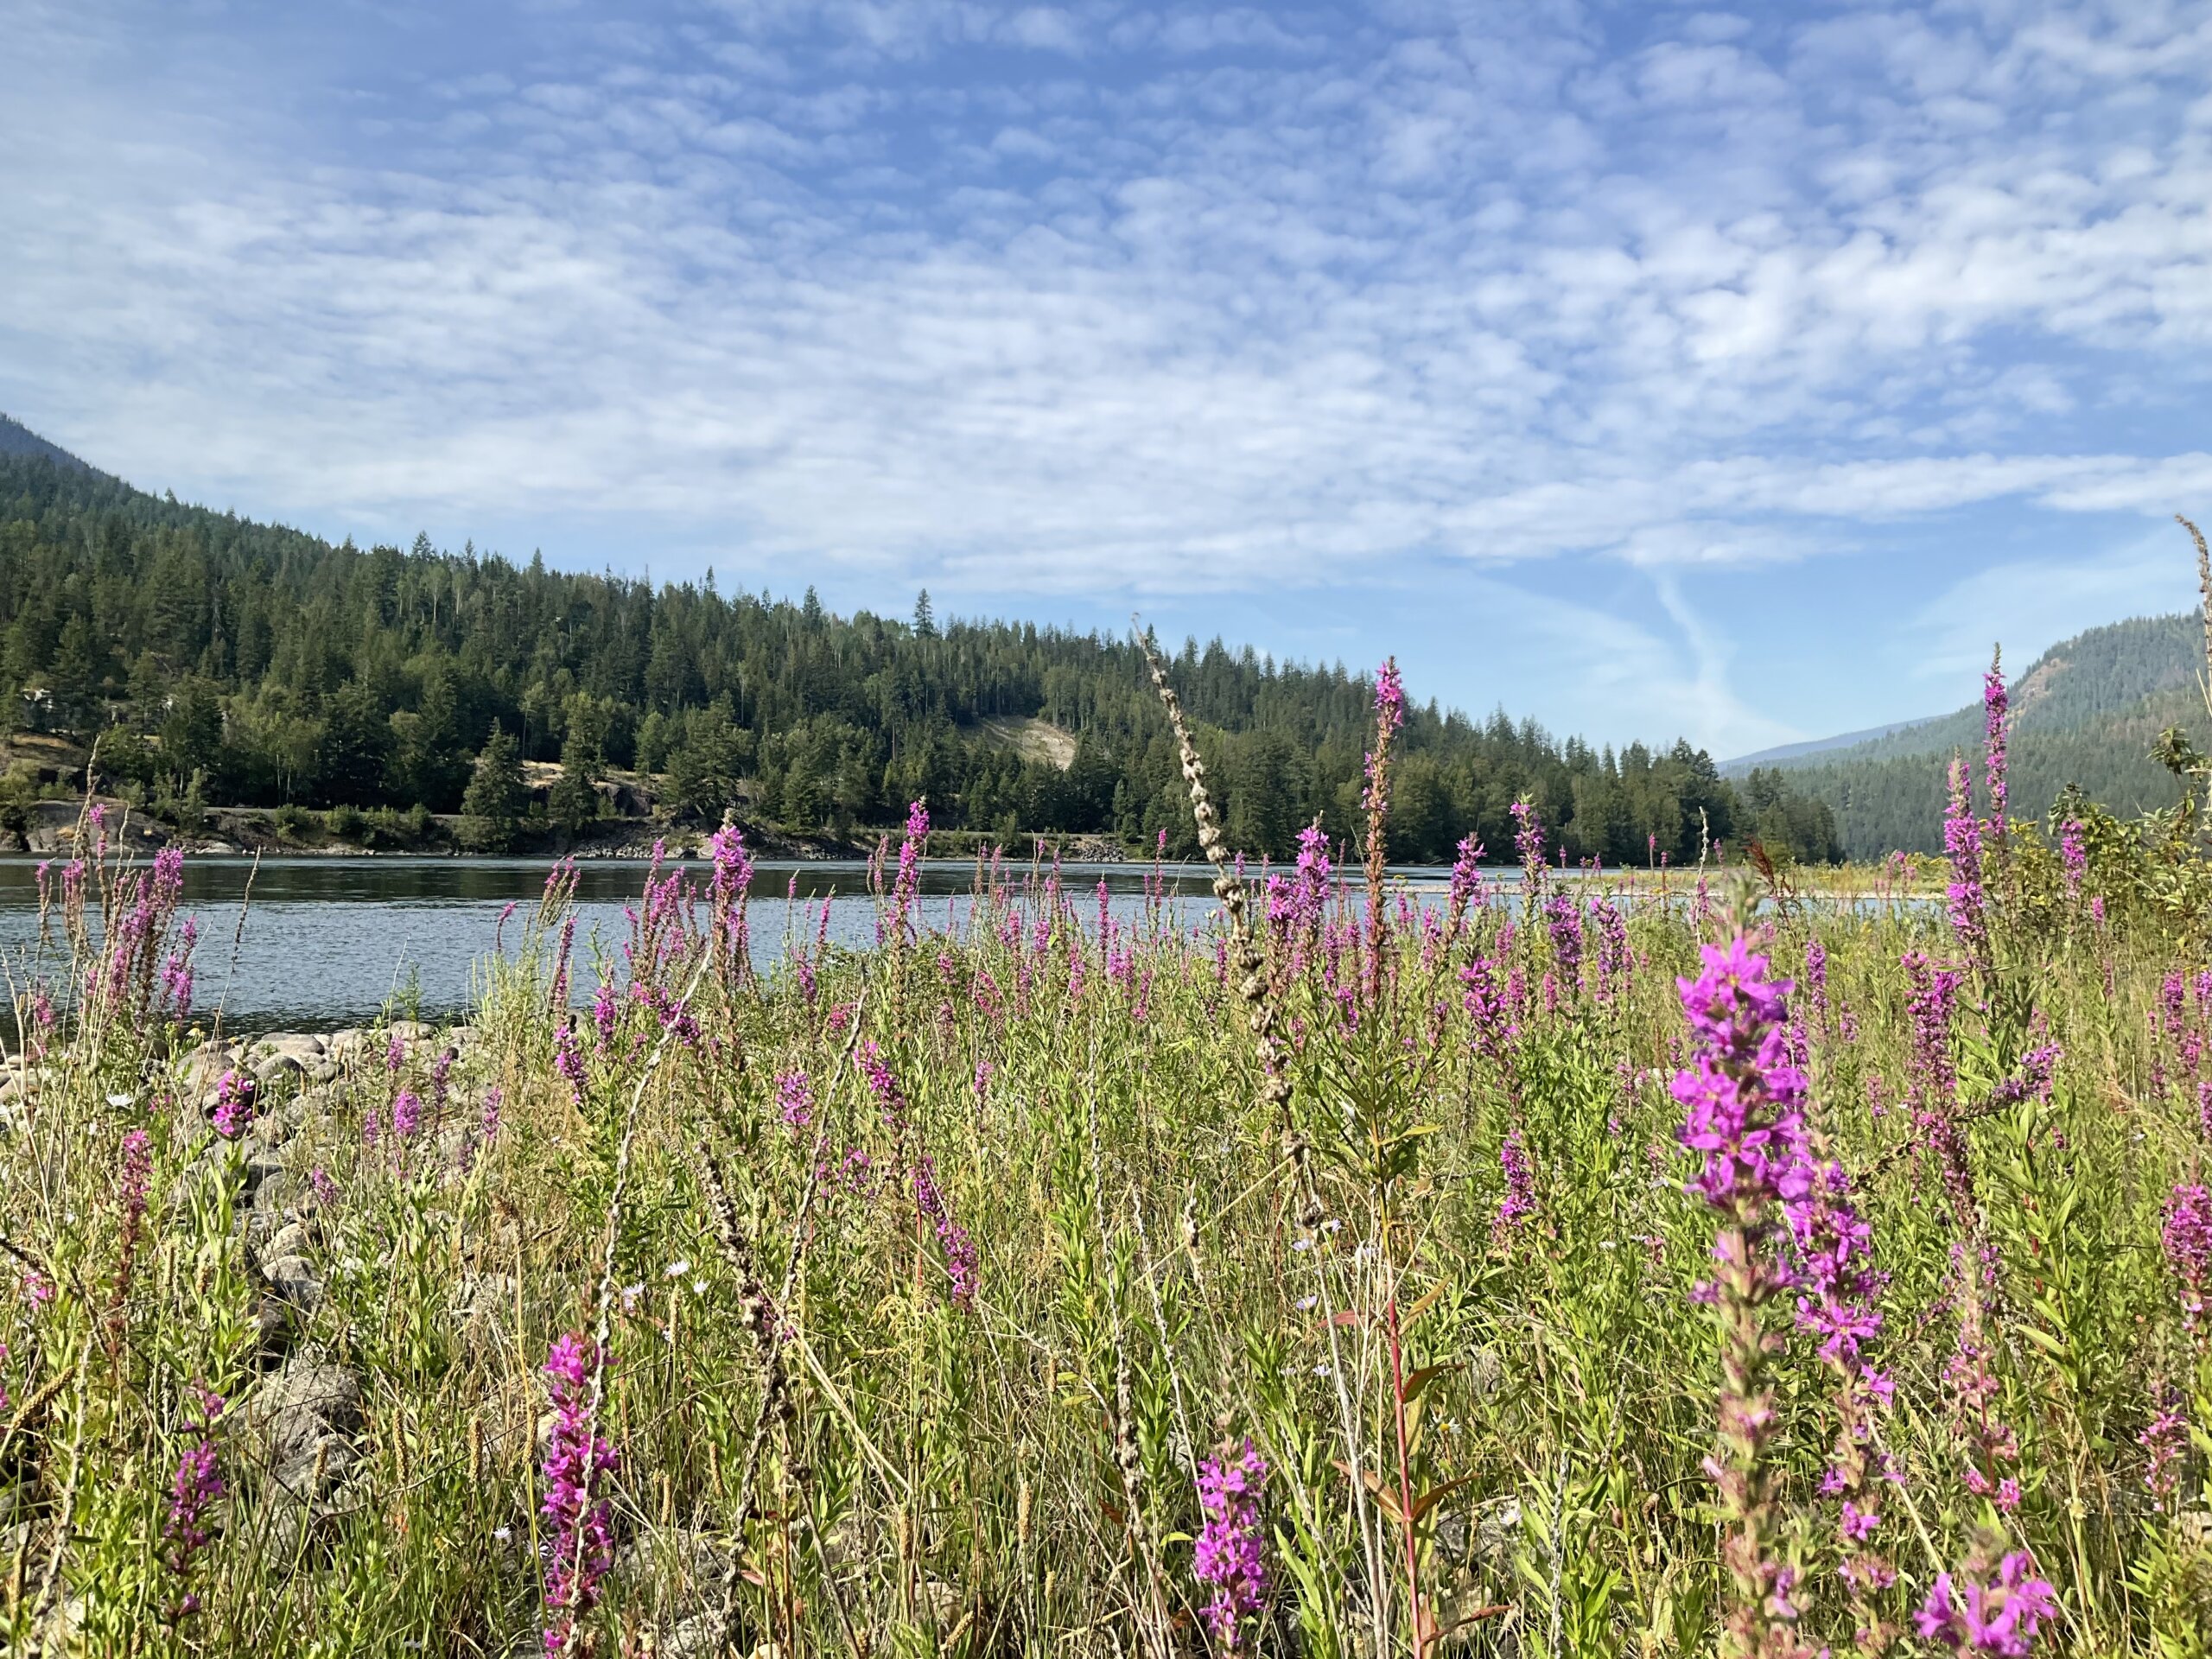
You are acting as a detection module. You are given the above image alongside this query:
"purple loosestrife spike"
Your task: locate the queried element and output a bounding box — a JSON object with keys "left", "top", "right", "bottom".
{"left": 163, "top": 1392, "right": 226, "bottom": 1617}
{"left": 210, "top": 1071, "right": 256, "bottom": 1140}
{"left": 1983, "top": 652, "right": 2008, "bottom": 839}
{"left": 774, "top": 1071, "right": 814, "bottom": 1135}
{"left": 2164, "top": 1184, "right": 2212, "bottom": 1332}
{"left": 1672, "top": 936, "right": 1814, "bottom": 1658}
{"left": 119, "top": 1128, "right": 153, "bottom": 1221}
{"left": 911, "top": 1155, "right": 978, "bottom": 1311}
{"left": 540, "top": 1332, "right": 620, "bottom": 1654}
{"left": 1193, "top": 1439, "right": 1270, "bottom": 1648}
{"left": 1511, "top": 798, "right": 1546, "bottom": 908}
{"left": 1494, "top": 1128, "right": 1535, "bottom": 1240}
{"left": 1916, "top": 1550, "right": 2058, "bottom": 1656}
{"left": 2143, "top": 1403, "right": 2189, "bottom": 1499}
{"left": 1944, "top": 755, "right": 1991, "bottom": 968}
{"left": 391, "top": 1090, "right": 422, "bottom": 1142}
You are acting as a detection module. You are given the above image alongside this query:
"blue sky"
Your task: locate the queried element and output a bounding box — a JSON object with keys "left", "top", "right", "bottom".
{"left": 6, "top": 1, "right": 2210, "bottom": 758}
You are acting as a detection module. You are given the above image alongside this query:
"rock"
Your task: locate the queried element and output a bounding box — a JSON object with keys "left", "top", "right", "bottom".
{"left": 253, "top": 1033, "right": 327, "bottom": 1064}
{"left": 251, "top": 1052, "right": 306, "bottom": 1089}
{"left": 260, "top": 1220, "right": 315, "bottom": 1264}
{"left": 264, "top": 1255, "right": 324, "bottom": 1316}
{"left": 242, "top": 1147, "right": 286, "bottom": 1192}
{"left": 245, "top": 1357, "right": 362, "bottom": 1471}
{"left": 308, "top": 1061, "right": 340, "bottom": 1085}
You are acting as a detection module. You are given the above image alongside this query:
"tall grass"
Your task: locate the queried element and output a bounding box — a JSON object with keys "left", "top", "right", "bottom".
{"left": 3, "top": 661, "right": 2212, "bottom": 1656}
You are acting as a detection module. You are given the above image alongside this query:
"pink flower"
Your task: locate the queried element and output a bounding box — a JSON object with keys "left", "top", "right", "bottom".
{"left": 1193, "top": 1439, "right": 1270, "bottom": 1647}
{"left": 1916, "top": 1551, "right": 2059, "bottom": 1656}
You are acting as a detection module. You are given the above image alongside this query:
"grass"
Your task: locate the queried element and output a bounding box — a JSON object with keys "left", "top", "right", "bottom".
{"left": 3, "top": 684, "right": 2211, "bottom": 1657}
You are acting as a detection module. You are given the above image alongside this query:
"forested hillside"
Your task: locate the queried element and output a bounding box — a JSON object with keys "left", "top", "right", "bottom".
{"left": 1764, "top": 614, "right": 2202, "bottom": 855}
{"left": 0, "top": 442, "right": 1842, "bottom": 862}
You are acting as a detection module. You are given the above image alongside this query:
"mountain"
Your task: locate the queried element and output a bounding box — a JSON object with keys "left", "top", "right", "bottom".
{"left": 0, "top": 415, "right": 95, "bottom": 474}
{"left": 1758, "top": 613, "right": 2205, "bottom": 856}
{"left": 0, "top": 417, "right": 1843, "bottom": 862}
{"left": 1723, "top": 716, "right": 1945, "bottom": 773}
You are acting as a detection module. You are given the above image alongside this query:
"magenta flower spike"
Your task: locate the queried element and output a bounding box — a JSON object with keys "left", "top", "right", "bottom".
{"left": 1193, "top": 1439, "right": 1270, "bottom": 1647}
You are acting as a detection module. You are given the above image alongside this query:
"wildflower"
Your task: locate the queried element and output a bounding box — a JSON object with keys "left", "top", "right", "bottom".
{"left": 891, "top": 798, "right": 929, "bottom": 943}
{"left": 1983, "top": 656, "right": 2009, "bottom": 842}
{"left": 2058, "top": 821, "right": 2087, "bottom": 908}
{"left": 774, "top": 1071, "right": 813, "bottom": 1135}
{"left": 1511, "top": 799, "right": 1546, "bottom": 906}
{"left": 164, "top": 1391, "right": 226, "bottom": 1618}
{"left": 1447, "top": 833, "right": 1484, "bottom": 931}
{"left": 119, "top": 1127, "right": 153, "bottom": 1221}
{"left": 1495, "top": 1128, "right": 1535, "bottom": 1238}
{"left": 912, "top": 1155, "right": 978, "bottom": 1311}
{"left": 1943, "top": 755, "right": 1990, "bottom": 967}
{"left": 210, "top": 1070, "right": 256, "bottom": 1139}
{"left": 391, "top": 1090, "right": 422, "bottom": 1141}
{"left": 481, "top": 1087, "right": 504, "bottom": 1144}
{"left": 554, "top": 1020, "right": 588, "bottom": 1108}
{"left": 308, "top": 1166, "right": 338, "bottom": 1207}
{"left": 1193, "top": 1439, "right": 1270, "bottom": 1648}
{"left": 2142, "top": 1402, "right": 2189, "bottom": 1499}
{"left": 2164, "top": 1184, "right": 2212, "bottom": 1331}
{"left": 1673, "top": 935, "right": 1811, "bottom": 1654}
{"left": 1542, "top": 892, "right": 1584, "bottom": 988}
{"left": 540, "top": 1332, "right": 620, "bottom": 1653}
{"left": 1916, "top": 1550, "right": 2059, "bottom": 1656}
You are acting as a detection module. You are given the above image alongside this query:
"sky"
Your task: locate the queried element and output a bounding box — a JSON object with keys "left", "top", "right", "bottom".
{"left": 4, "top": 0, "right": 2210, "bottom": 760}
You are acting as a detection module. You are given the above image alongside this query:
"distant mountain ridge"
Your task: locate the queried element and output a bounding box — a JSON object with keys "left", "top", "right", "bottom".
{"left": 0, "top": 415, "right": 95, "bottom": 474}
{"left": 1760, "top": 613, "right": 2205, "bottom": 856}
{"left": 1723, "top": 715, "right": 1947, "bottom": 772}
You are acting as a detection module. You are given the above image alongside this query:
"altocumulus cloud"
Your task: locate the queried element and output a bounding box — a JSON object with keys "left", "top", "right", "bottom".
{"left": 3, "top": 0, "right": 2211, "bottom": 752}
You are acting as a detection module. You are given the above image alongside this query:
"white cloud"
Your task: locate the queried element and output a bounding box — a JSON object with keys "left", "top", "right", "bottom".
{"left": 4, "top": 0, "right": 2212, "bottom": 745}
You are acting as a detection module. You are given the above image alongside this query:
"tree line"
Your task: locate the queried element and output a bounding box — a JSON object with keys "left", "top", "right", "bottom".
{"left": 0, "top": 450, "right": 1843, "bottom": 863}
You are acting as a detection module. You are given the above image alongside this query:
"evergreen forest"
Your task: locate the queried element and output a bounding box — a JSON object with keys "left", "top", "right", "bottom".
{"left": 0, "top": 435, "right": 1842, "bottom": 863}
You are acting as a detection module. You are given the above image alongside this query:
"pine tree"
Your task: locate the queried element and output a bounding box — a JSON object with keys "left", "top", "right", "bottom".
{"left": 460, "top": 722, "right": 526, "bottom": 853}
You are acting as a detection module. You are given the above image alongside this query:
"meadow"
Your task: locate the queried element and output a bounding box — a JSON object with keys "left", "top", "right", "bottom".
{"left": 2, "top": 637, "right": 2209, "bottom": 1657}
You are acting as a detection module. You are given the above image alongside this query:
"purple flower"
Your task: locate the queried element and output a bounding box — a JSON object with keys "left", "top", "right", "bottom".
{"left": 210, "top": 1070, "right": 256, "bottom": 1140}
{"left": 1944, "top": 755, "right": 1990, "bottom": 963}
{"left": 119, "top": 1128, "right": 153, "bottom": 1223}
{"left": 2058, "top": 820, "right": 2087, "bottom": 907}
{"left": 1675, "top": 939, "right": 1811, "bottom": 1217}
{"left": 1448, "top": 833, "right": 1485, "bottom": 923}
{"left": 1542, "top": 893, "right": 1584, "bottom": 988}
{"left": 774, "top": 1071, "right": 814, "bottom": 1135}
{"left": 391, "top": 1090, "right": 422, "bottom": 1141}
{"left": 1193, "top": 1439, "right": 1270, "bottom": 1647}
{"left": 912, "top": 1155, "right": 978, "bottom": 1311}
{"left": 554, "top": 1020, "right": 588, "bottom": 1109}
{"left": 163, "top": 1391, "right": 226, "bottom": 1615}
{"left": 2143, "top": 1403, "right": 2189, "bottom": 1498}
{"left": 540, "top": 1332, "right": 620, "bottom": 1653}
{"left": 481, "top": 1088, "right": 504, "bottom": 1144}
{"left": 1916, "top": 1551, "right": 2059, "bottom": 1656}
{"left": 1511, "top": 799, "right": 1546, "bottom": 904}
{"left": 891, "top": 799, "right": 929, "bottom": 942}
{"left": 308, "top": 1166, "right": 339, "bottom": 1207}
{"left": 1495, "top": 1128, "right": 1535, "bottom": 1238}
{"left": 2164, "top": 1184, "right": 2212, "bottom": 1332}
{"left": 1672, "top": 935, "right": 1810, "bottom": 1650}
{"left": 1983, "top": 658, "right": 2009, "bottom": 836}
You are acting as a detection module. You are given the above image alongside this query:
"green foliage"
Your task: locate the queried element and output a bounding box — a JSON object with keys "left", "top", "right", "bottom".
{"left": 459, "top": 722, "right": 525, "bottom": 852}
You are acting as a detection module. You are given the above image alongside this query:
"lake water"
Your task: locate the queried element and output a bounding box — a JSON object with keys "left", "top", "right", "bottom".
{"left": 0, "top": 855, "right": 1477, "bottom": 1033}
